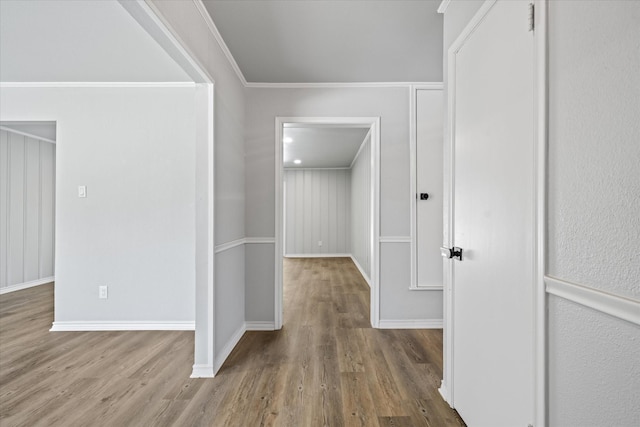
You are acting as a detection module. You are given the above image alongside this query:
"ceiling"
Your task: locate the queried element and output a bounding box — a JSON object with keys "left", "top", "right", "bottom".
{"left": 203, "top": 0, "right": 443, "bottom": 83}
{"left": 0, "top": 0, "right": 190, "bottom": 82}
{"left": 283, "top": 126, "right": 370, "bottom": 168}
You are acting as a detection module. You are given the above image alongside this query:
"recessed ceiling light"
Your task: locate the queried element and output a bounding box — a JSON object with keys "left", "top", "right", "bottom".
{"left": 293, "top": 159, "right": 302, "bottom": 164}
{"left": 283, "top": 137, "right": 293, "bottom": 143}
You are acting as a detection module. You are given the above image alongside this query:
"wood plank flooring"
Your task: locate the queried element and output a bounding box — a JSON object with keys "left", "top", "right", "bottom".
{"left": 0, "top": 258, "right": 465, "bottom": 426}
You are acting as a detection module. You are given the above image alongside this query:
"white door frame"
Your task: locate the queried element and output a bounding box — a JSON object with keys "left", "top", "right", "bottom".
{"left": 119, "top": 0, "right": 217, "bottom": 378}
{"left": 274, "top": 117, "right": 381, "bottom": 329}
{"left": 440, "top": 0, "right": 548, "bottom": 425}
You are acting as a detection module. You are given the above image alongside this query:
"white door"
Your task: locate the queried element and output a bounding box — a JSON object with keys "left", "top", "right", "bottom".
{"left": 449, "top": 1, "right": 535, "bottom": 426}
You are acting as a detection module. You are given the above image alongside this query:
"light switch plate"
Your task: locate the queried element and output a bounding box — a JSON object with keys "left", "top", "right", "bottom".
{"left": 78, "top": 185, "right": 87, "bottom": 198}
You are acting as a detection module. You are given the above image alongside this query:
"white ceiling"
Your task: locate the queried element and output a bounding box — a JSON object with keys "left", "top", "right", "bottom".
{"left": 0, "top": 0, "right": 191, "bottom": 82}
{"left": 203, "top": 0, "right": 443, "bottom": 83}
{"left": 283, "top": 126, "right": 370, "bottom": 168}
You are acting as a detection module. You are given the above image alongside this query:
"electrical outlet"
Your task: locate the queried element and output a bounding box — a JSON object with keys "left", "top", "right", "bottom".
{"left": 318, "top": 240, "right": 323, "bottom": 247}
{"left": 99, "top": 285, "right": 108, "bottom": 299}
{"left": 78, "top": 185, "right": 87, "bottom": 198}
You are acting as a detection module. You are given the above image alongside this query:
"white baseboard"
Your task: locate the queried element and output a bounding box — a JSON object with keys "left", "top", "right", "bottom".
{"left": 214, "top": 322, "right": 247, "bottom": 373}
{"left": 246, "top": 321, "right": 276, "bottom": 331}
{"left": 285, "top": 253, "right": 351, "bottom": 258}
{"left": 438, "top": 382, "right": 452, "bottom": 406}
{"left": 191, "top": 364, "right": 215, "bottom": 378}
{"left": 49, "top": 321, "right": 195, "bottom": 331}
{"left": 0, "top": 277, "right": 54, "bottom": 295}
{"left": 350, "top": 255, "right": 371, "bottom": 288}
{"left": 378, "top": 319, "right": 443, "bottom": 329}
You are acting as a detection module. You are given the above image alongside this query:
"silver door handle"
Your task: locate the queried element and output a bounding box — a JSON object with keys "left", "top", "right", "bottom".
{"left": 440, "top": 246, "right": 463, "bottom": 261}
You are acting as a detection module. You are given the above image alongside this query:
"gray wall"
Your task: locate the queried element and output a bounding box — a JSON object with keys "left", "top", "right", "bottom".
{"left": 547, "top": 1, "right": 640, "bottom": 425}
{"left": 245, "top": 87, "right": 443, "bottom": 322}
{"left": 0, "top": 129, "right": 55, "bottom": 291}
{"left": 284, "top": 169, "right": 351, "bottom": 256}
{"left": 350, "top": 133, "right": 371, "bottom": 281}
{"left": 148, "top": 0, "right": 247, "bottom": 367}
{"left": 0, "top": 86, "right": 196, "bottom": 324}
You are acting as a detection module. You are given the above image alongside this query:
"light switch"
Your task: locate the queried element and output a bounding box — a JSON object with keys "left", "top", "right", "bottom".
{"left": 78, "top": 185, "right": 87, "bottom": 198}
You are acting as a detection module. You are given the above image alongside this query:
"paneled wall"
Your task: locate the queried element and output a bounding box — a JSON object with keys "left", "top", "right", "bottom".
{"left": 0, "top": 129, "right": 55, "bottom": 292}
{"left": 350, "top": 134, "right": 371, "bottom": 281}
{"left": 284, "top": 169, "right": 351, "bottom": 256}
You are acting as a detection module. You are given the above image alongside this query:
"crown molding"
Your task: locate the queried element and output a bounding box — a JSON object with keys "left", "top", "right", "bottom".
{"left": 246, "top": 81, "right": 443, "bottom": 89}
{"left": 437, "top": 0, "right": 452, "bottom": 14}
{"left": 0, "top": 82, "right": 194, "bottom": 88}
{"left": 192, "top": 0, "right": 247, "bottom": 86}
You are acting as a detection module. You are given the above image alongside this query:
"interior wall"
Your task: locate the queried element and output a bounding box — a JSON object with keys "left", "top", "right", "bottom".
{"left": 147, "top": 0, "right": 247, "bottom": 368}
{"left": 0, "top": 86, "right": 196, "bottom": 324}
{"left": 245, "top": 87, "right": 443, "bottom": 323}
{"left": 0, "top": 129, "right": 55, "bottom": 292}
{"left": 547, "top": 1, "right": 640, "bottom": 425}
{"left": 350, "top": 133, "right": 371, "bottom": 281}
{"left": 284, "top": 169, "right": 351, "bottom": 256}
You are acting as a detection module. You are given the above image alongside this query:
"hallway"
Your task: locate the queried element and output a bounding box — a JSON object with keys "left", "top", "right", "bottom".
{"left": 0, "top": 258, "right": 464, "bottom": 426}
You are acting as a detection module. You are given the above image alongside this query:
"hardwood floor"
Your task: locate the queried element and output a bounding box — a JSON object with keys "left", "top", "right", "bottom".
{"left": 0, "top": 258, "right": 465, "bottom": 426}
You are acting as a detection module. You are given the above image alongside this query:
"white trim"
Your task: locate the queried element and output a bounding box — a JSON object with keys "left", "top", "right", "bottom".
{"left": 410, "top": 284, "right": 444, "bottom": 291}
{"left": 285, "top": 253, "right": 351, "bottom": 258}
{"left": 350, "top": 255, "right": 371, "bottom": 288}
{"left": 122, "top": 0, "right": 218, "bottom": 383}
{"left": 119, "top": 0, "right": 214, "bottom": 84}
{"left": 545, "top": 276, "right": 640, "bottom": 327}
{"left": 246, "top": 82, "right": 444, "bottom": 89}
{"left": 0, "top": 277, "right": 54, "bottom": 295}
{"left": 441, "top": 0, "right": 498, "bottom": 408}
{"left": 350, "top": 128, "right": 373, "bottom": 169}
{"left": 534, "top": 1, "right": 549, "bottom": 426}
{"left": 214, "top": 238, "right": 245, "bottom": 254}
{"left": 214, "top": 322, "right": 246, "bottom": 373}
{"left": 379, "top": 236, "right": 411, "bottom": 243}
{"left": 245, "top": 237, "right": 275, "bottom": 244}
{"left": 0, "top": 82, "right": 195, "bottom": 88}
{"left": 284, "top": 167, "right": 351, "bottom": 171}
{"left": 192, "top": 0, "right": 248, "bottom": 86}
{"left": 276, "top": 116, "right": 381, "bottom": 330}
{"left": 191, "top": 364, "right": 215, "bottom": 378}
{"left": 437, "top": 0, "right": 452, "bottom": 14}
{"left": 50, "top": 321, "right": 195, "bottom": 331}
{"left": 0, "top": 126, "right": 55, "bottom": 144}
{"left": 409, "top": 85, "right": 444, "bottom": 291}
{"left": 246, "top": 321, "right": 276, "bottom": 331}
{"left": 378, "top": 319, "right": 443, "bottom": 329}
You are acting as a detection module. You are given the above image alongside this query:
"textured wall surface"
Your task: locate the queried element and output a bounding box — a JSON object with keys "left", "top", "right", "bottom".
{"left": 548, "top": 296, "right": 640, "bottom": 426}
{"left": 547, "top": 1, "right": 640, "bottom": 425}
{"left": 548, "top": 0, "right": 640, "bottom": 299}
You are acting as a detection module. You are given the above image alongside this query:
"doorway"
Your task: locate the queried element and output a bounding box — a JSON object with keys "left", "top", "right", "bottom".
{"left": 0, "top": 121, "right": 56, "bottom": 295}
{"left": 275, "top": 117, "right": 380, "bottom": 329}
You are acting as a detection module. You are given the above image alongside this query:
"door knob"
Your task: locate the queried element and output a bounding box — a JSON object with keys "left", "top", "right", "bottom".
{"left": 440, "top": 246, "right": 463, "bottom": 261}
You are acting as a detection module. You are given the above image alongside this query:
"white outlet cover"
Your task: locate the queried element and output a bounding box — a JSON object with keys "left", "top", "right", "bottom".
{"left": 78, "top": 185, "right": 87, "bottom": 198}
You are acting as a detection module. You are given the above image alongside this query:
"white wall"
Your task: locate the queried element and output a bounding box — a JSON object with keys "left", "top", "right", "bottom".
{"left": 547, "top": 1, "right": 640, "bottom": 425}
{"left": 0, "top": 129, "right": 55, "bottom": 292}
{"left": 245, "top": 87, "right": 443, "bottom": 323}
{"left": 284, "top": 169, "right": 351, "bottom": 256}
{"left": 350, "top": 134, "right": 371, "bottom": 281}
{"left": 0, "top": 86, "right": 196, "bottom": 325}
{"left": 147, "top": 0, "right": 247, "bottom": 371}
